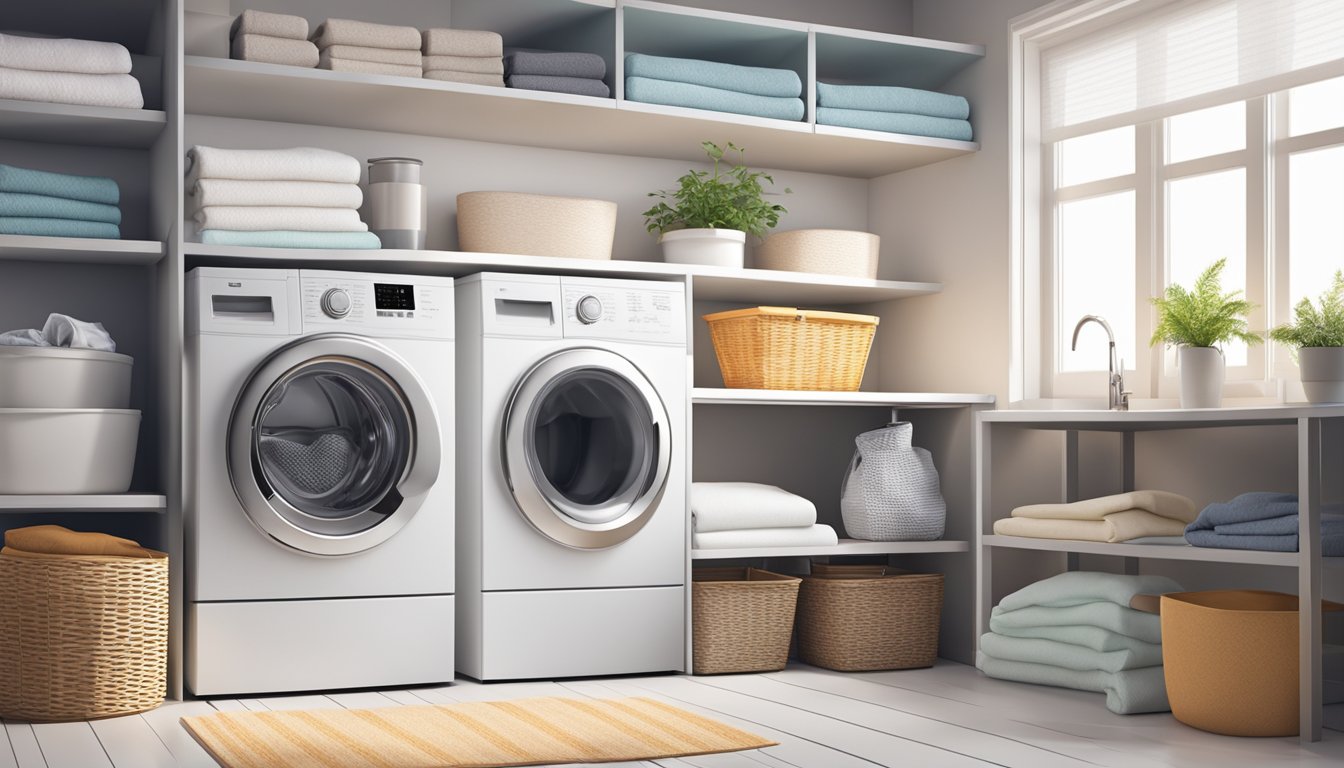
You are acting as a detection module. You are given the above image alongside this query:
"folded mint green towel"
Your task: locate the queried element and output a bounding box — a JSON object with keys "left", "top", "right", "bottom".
{"left": 624, "top": 52, "right": 800, "bottom": 97}
{"left": 199, "top": 229, "right": 382, "bottom": 249}
{"left": 998, "top": 571, "right": 1182, "bottom": 612}
{"left": 817, "top": 82, "right": 970, "bottom": 119}
{"left": 0, "top": 217, "right": 119, "bottom": 238}
{"left": 990, "top": 603, "right": 1163, "bottom": 644}
{"left": 980, "top": 631, "right": 1163, "bottom": 673}
{"left": 0, "top": 192, "right": 120, "bottom": 224}
{"left": 976, "top": 651, "right": 1170, "bottom": 714}
{"left": 985, "top": 622, "right": 1164, "bottom": 656}
{"left": 625, "top": 76, "right": 804, "bottom": 121}
{"left": 0, "top": 164, "right": 119, "bottom": 205}
{"left": 817, "top": 107, "right": 972, "bottom": 141}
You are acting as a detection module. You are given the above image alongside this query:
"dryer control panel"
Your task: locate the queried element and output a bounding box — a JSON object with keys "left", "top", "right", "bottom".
{"left": 561, "top": 278, "right": 685, "bottom": 345}
{"left": 299, "top": 269, "right": 454, "bottom": 340}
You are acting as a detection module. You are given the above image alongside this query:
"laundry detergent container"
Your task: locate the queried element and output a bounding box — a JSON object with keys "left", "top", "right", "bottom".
{"left": 0, "top": 347, "right": 132, "bottom": 409}
{"left": 0, "top": 409, "right": 140, "bottom": 494}
{"left": 456, "top": 191, "right": 618, "bottom": 260}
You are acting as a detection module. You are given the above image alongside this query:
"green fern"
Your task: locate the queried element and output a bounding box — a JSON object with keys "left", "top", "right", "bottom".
{"left": 1268, "top": 270, "right": 1344, "bottom": 348}
{"left": 1149, "top": 258, "right": 1262, "bottom": 349}
{"left": 643, "top": 141, "right": 789, "bottom": 238}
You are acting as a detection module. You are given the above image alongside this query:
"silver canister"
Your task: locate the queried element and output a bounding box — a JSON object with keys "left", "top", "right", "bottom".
{"left": 367, "top": 157, "right": 428, "bottom": 249}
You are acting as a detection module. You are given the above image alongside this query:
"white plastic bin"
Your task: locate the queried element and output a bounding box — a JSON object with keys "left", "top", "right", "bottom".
{"left": 0, "top": 409, "right": 140, "bottom": 493}
{"left": 0, "top": 347, "right": 132, "bottom": 409}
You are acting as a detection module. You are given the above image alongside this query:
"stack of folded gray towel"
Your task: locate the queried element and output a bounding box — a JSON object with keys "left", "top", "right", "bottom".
{"left": 0, "top": 31, "right": 142, "bottom": 109}
{"left": 505, "top": 48, "right": 608, "bottom": 98}
{"left": 312, "top": 19, "right": 423, "bottom": 78}
{"left": 816, "top": 82, "right": 972, "bottom": 141}
{"left": 624, "top": 52, "right": 804, "bottom": 121}
{"left": 230, "top": 9, "right": 318, "bottom": 68}
{"left": 1185, "top": 492, "right": 1344, "bottom": 555}
{"left": 421, "top": 29, "right": 504, "bottom": 87}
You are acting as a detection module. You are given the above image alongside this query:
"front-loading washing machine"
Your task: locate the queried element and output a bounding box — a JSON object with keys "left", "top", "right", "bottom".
{"left": 456, "top": 272, "right": 687, "bottom": 681}
{"left": 185, "top": 267, "right": 454, "bottom": 696}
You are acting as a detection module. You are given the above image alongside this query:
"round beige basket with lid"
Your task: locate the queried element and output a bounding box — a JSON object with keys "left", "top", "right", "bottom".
{"left": 457, "top": 191, "right": 618, "bottom": 260}
{"left": 754, "top": 229, "right": 880, "bottom": 279}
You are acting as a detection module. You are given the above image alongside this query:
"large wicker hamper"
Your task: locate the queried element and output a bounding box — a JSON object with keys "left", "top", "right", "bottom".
{"left": 703, "top": 306, "right": 878, "bottom": 391}
{"left": 692, "top": 567, "right": 801, "bottom": 675}
{"left": 796, "top": 568, "right": 943, "bottom": 671}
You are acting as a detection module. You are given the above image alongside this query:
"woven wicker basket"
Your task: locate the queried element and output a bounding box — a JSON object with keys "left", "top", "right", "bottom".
{"left": 703, "top": 306, "right": 879, "bottom": 391}
{"left": 0, "top": 551, "right": 168, "bottom": 721}
{"left": 456, "top": 191, "right": 618, "bottom": 260}
{"left": 754, "top": 229, "right": 880, "bottom": 279}
{"left": 692, "top": 567, "right": 801, "bottom": 675}
{"left": 796, "top": 571, "right": 943, "bottom": 671}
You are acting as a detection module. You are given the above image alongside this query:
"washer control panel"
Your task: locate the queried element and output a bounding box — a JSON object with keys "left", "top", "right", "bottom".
{"left": 561, "top": 278, "right": 685, "bottom": 344}
{"left": 299, "top": 270, "right": 453, "bottom": 338}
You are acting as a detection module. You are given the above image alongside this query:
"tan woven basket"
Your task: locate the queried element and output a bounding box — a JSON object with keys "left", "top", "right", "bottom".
{"left": 754, "top": 229, "right": 880, "bottom": 279}
{"left": 703, "top": 306, "right": 879, "bottom": 391}
{"left": 456, "top": 191, "right": 618, "bottom": 260}
{"left": 796, "top": 571, "right": 943, "bottom": 672}
{"left": 692, "top": 567, "right": 801, "bottom": 675}
{"left": 0, "top": 551, "right": 168, "bottom": 721}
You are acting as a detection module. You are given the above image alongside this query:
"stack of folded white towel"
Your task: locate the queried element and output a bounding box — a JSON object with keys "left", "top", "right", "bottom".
{"left": 187, "top": 145, "right": 380, "bottom": 250}
{"left": 993, "top": 490, "right": 1198, "bottom": 544}
{"left": 977, "top": 571, "right": 1181, "bottom": 714}
{"left": 422, "top": 28, "right": 504, "bottom": 87}
{"left": 0, "top": 31, "right": 143, "bottom": 109}
{"left": 312, "top": 19, "right": 423, "bottom": 78}
{"left": 230, "top": 9, "right": 319, "bottom": 68}
{"left": 691, "top": 482, "right": 838, "bottom": 550}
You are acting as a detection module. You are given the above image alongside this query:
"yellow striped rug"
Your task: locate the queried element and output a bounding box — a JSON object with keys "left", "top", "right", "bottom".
{"left": 180, "top": 695, "right": 776, "bottom": 768}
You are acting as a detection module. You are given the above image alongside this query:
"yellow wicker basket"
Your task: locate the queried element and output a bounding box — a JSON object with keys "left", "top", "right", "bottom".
{"left": 692, "top": 567, "right": 801, "bottom": 675}
{"left": 0, "top": 550, "right": 168, "bottom": 721}
{"left": 703, "top": 306, "right": 878, "bottom": 391}
{"left": 796, "top": 571, "right": 943, "bottom": 672}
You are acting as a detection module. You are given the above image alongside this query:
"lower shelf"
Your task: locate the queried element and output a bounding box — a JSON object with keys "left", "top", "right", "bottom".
{"left": 692, "top": 538, "right": 969, "bottom": 560}
{"left": 0, "top": 494, "right": 168, "bottom": 512}
{"left": 981, "top": 533, "right": 1343, "bottom": 568}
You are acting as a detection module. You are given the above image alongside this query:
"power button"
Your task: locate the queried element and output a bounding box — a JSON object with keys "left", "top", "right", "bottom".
{"left": 576, "top": 295, "right": 603, "bottom": 324}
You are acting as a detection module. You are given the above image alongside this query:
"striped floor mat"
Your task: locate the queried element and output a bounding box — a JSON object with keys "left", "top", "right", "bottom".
{"left": 181, "top": 695, "right": 776, "bottom": 768}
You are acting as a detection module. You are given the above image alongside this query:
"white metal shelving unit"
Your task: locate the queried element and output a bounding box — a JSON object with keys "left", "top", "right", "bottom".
{"left": 0, "top": 234, "right": 166, "bottom": 265}
{"left": 692, "top": 538, "right": 969, "bottom": 560}
{"left": 0, "top": 99, "right": 168, "bottom": 149}
{"left": 0, "top": 495, "right": 169, "bottom": 512}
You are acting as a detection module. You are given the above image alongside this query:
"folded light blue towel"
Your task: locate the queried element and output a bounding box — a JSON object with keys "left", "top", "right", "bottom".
{"left": 998, "top": 571, "right": 1182, "bottom": 612}
{"left": 0, "top": 164, "right": 119, "bottom": 206}
{"left": 976, "top": 652, "right": 1170, "bottom": 714}
{"left": 625, "top": 52, "right": 800, "bottom": 98}
{"left": 505, "top": 48, "right": 605, "bottom": 80}
{"left": 199, "top": 229, "right": 382, "bottom": 249}
{"left": 816, "top": 81, "right": 969, "bottom": 119}
{"left": 990, "top": 603, "right": 1163, "bottom": 645}
{"left": 0, "top": 217, "right": 119, "bottom": 239}
{"left": 980, "top": 632, "right": 1163, "bottom": 672}
{"left": 1185, "top": 492, "right": 1344, "bottom": 555}
{"left": 625, "top": 76, "right": 805, "bottom": 121}
{"left": 986, "top": 622, "right": 1164, "bottom": 656}
{"left": 0, "top": 192, "right": 120, "bottom": 224}
{"left": 817, "top": 107, "right": 973, "bottom": 141}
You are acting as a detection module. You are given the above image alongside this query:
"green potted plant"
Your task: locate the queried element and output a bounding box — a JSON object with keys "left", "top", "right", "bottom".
{"left": 643, "top": 141, "right": 788, "bottom": 268}
{"left": 1268, "top": 270, "right": 1344, "bottom": 404}
{"left": 1150, "top": 257, "right": 1261, "bottom": 408}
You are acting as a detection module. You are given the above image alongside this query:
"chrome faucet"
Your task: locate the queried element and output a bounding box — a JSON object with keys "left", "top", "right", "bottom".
{"left": 1071, "top": 315, "right": 1130, "bottom": 411}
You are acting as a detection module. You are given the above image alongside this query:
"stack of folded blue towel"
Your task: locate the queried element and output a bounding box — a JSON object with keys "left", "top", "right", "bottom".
{"left": 977, "top": 571, "right": 1179, "bottom": 714}
{"left": 506, "top": 48, "right": 609, "bottom": 98}
{"left": 0, "top": 164, "right": 121, "bottom": 239}
{"left": 624, "top": 52, "right": 804, "bottom": 121}
{"left": 816, "top": 82, "right": 972, "bottom": 141}
{"left": 1185, "top": 492, "right": 1344, "bottom": 555}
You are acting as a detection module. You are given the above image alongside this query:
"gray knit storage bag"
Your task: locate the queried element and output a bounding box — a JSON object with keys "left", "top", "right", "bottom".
{"left": 840, "top": 422, "right": 946, "bottom": 541}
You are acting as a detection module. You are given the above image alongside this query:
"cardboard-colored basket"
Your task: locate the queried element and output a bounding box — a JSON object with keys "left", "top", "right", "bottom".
{"left": 754, "top": 228, "right": 880, "bottom": 279}
{"left": 457, "top": 191, "right": 617, "bottom": 260}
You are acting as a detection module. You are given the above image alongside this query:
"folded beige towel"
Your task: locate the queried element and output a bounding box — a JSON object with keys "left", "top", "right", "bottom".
{"left": 320, "top": 56, "right": 421, "bottom": 78}
{"left": 312, "top": 18, "right": 421, "bottom": 51}
{"left": 994, "top": 510, "right": 1190, "bottom": 543}
{"left": 322, "top": 44, "right": 422, "bottom": 67}
{"left": 0, "top": 67, "right": 143, "bottom": 109}
{"left": 423, "top": 54, "right": 503, "bottom": 75}
{"left": 231, "top": 9, "right": 308, "bottom": 41}
{"left": 424, "top": 70, "right": 504, "bottom": 87}
{"left": 231, "top": 34, "right": 318, "bottom": 68}
{"left": 186, "top": 145, "right": 362, "bottom": 185}
{"left": 1012, "top": 490, "right": 1197, "bottom": 523}
{"left": 194, "top": 205, "right": 368, "bottom": 232}
{"left": 4, "top": 525, "right": 165, "bottom": 559}
{"left": 422, "top": 28, "right": 503, "bottom": 57}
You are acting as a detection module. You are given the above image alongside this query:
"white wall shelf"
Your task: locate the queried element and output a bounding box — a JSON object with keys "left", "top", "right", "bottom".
{"left": 687, "top": 269, "right": 940, "bottom": 305}
{"left": 691, "top": 388, "right": 994, "bottom": 407}
{"left": 0, "top": 235, "right": 166, "bottom": 265}
{"left": 981, "top": 534, "right": 1314, "bottom": 568}
{"left": 0, "top": 99, "right": 167, "bottom": 149}
{"left": 0, "top": 494, "right": 168, "bottom": 512}
{"left": 982, "top": 404, "right": 1344, "bottom": 431}
{"left": 692, "top": 538, "right": 968, "bottom": 560}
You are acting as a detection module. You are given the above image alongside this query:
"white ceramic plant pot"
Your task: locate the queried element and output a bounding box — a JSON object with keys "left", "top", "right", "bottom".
{"left": 659, "top": 228, "right": 746, "bottom": 268}
{"left": 1299, "top": 347, "right": 1344, "bottom": 404}
{"left": 1179, "top": 346, "right": 1225, "bottom": 408}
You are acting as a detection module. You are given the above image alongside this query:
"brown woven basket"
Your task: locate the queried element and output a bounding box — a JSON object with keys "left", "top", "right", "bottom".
{"left": 692, "top": 567, "right": 801, "bottom": 675}
{"left": 796, "top": 571, "right": 943, "bottom": 672}
{"left": 0, "top": 551, "right": 168, "bottom": 721}
{"left": 703, "top": 306, "right": 879, "bottom": 391}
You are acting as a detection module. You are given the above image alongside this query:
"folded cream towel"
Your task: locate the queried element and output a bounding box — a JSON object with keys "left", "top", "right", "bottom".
{"left": 0, "top": 67, "right": 143, "bottom": 109}
{"left": 190, "top": 178, "right": 363, "bottom": 209}
{"left": 0, "top": 31, "right": 131, "bottom": 74}
{"left": 1012, "top": 490, "right": 1197, "bottom": 523}
{"left": 231, "top": 9, "right": 309, "bottom": 41}
{"left": 322, "top": 44, "right": 422, "bottom": 67}
{"left": 194, "top": 205, "right": 368, "bottom": 232}
{"left": 994, "top": 511, "right": 1189, "bottom": 543}
{"left": 423, "top": 54, "right": 504, "bottom": 75}
{"left": 312, "top": 18, "right": 421, "bottom": 51}
{"left": 693, "top": 524, "right": 838, "bottom": 550}
{"left": 187, "top": 146, "right": 361, "bottom": 185}
{"left": 691, "top": 482, "right": 817, "bottom": 532}
{"left": 231, "top": 34, "right": 319, "bottom": 68}
{"left": 4, "top": 524, "right": 165, "bottom": 559}
{"left": 423, "top": 70, "right": 504, "bottom": 87}
{"left": 422, "top": 28, "right": 503, "bottom": 58}
{"left": 320, "top": 56, "right": 421, "bottom": 78}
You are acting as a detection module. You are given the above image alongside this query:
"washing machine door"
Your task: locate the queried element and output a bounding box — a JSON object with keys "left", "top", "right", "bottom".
{"left": 502, "top": 348, "right": 672, "bottom": 550}
{"left": 228, "top": 334, "right": 441, "bottom": 556}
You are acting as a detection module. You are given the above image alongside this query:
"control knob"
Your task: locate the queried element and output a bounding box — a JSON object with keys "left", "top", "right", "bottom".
{"left": 576, "top": 295, "right": 603, "bottom": 324}
{"left": 321, "top": 288, "right": 352, "bottom": 319}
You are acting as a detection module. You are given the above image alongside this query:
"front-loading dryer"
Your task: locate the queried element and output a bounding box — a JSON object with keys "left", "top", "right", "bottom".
{"left": 456, "top": 273, "right": 687, "bottom": 681}
{"left": 185, "top": 267, "right": 454, "bottom": 696}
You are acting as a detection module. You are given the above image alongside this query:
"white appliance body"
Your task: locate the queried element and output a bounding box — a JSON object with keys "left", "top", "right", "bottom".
{"left": 456, "top": 273, "right": 688, "bottom": 680}
{"left": 185, "top": 267, "right": 455, "bottom": 695}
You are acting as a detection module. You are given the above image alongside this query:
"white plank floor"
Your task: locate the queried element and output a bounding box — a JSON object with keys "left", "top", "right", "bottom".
{"left": 3, "top": 661, "right": 1342, "bottom": 767}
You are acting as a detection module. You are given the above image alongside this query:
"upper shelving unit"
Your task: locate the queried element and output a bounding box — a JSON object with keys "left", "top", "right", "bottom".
{"left": 0, "top": 99, "right": 167, "bottom": 149}
{"left": 0, "top": 234, "right": 166, "bottom": 266}
{"left": 691, "top": 389, "right": 994, "bottom": 407}
{"left": 692, "top": 537, "right": 969, "bottom": 560}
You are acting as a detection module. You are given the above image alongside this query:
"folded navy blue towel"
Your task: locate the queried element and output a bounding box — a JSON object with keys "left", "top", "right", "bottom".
{"left": 1184, "top": 492, "right": 1344, "bottom": 554}
{"left": 504, "top": 48, "right": 605, "bottom": 80}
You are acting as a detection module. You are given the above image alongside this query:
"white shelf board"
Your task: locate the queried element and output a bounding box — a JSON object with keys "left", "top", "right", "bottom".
{"left": 982, "top": 534, "right": 1307, "bottom": 567}
{"left": 0, "top": 494, "right": 167, "bottom": 512}
{"left": 692, "top": 538, "right": 969, "bottom": 560}
{"left": 686, "top": 264, "right": 940, "bottom": 304}
{"left": 0, "top": 99, "right": 166, "bottom": 149}
{"left": 981, "top": 404, "right": 1344, "bottom": 431}
{"left": 0, "top": 235, "right": 165, "bottom": 265}
{"left": 692, "top": 388, "right": 994, "bottom": 407}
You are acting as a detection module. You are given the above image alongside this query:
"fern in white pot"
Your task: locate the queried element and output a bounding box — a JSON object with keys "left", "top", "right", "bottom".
{"left": 1269, "top": 270, "right": 1344, "bottom": 404}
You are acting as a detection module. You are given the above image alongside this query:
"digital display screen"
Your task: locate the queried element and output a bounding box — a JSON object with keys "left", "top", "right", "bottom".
{"left": 375, "top": 283, "right": 415, "bottom": 310}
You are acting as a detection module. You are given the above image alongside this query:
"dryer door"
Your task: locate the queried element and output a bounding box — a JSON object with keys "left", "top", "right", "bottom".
{"left": 228, "top": 334, "right": 441, "bottom": 556}
{"left": 502, "top": 348, "right": 672, "bottom": 549}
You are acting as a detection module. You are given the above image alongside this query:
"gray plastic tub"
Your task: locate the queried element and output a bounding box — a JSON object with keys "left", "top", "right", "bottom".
{"left": 0, "top": 347, "right": 132, "bottom": 409}
{"left": 0, "top": 409, "right": 140, "bottom": 494}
